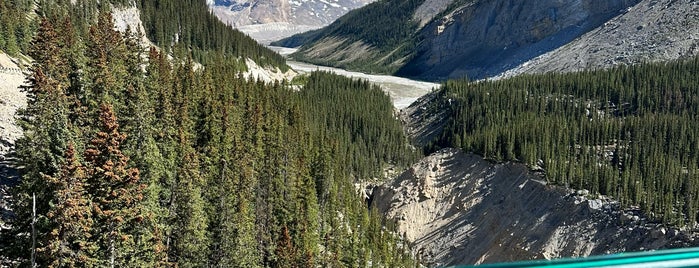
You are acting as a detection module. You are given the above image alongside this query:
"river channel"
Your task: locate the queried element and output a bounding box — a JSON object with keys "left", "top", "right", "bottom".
{"left": 268, "top": 46, "right": 439, "bottom": 109}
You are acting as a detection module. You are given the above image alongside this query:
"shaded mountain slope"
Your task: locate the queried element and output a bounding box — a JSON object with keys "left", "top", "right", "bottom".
{"left": 278, "top": 0, "right": 639, "bottom": 80}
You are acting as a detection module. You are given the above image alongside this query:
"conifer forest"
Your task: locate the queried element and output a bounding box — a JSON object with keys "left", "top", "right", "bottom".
{"left": 1, "top": 0, "right": 416, "bottom": 266}
{"left": 426, "top": 58, "right": 699, "bottom": 226}
{"left": 4, "top": 0, "right": 699, "bottom": 266}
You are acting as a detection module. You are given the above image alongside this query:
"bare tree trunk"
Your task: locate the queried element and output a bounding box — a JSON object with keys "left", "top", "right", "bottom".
{"left": 110, "top": 223, "right": 115, "bottom": 268}
{"left": 31, "top": 193, "right": 36, "bottom": 268}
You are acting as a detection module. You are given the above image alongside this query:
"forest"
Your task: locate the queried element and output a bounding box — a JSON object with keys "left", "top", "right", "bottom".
{"left": 1, "top": 0, "right": 417, "bottom": 266}
{"left": 426, "top": 57, "right": 699, "bottom": 226}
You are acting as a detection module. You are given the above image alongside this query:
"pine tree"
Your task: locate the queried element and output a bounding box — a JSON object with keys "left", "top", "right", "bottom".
{"left": 14, "top": 17, "right": 75, "bottom": 265}
{"left": 273, "top": 225, "right": 298, "bottom": 268}
{"left": 84, "top": 11, "right": 127, "bottom": 117}
{"left": 42, "top": 143, "right": 97, "bottom": 267}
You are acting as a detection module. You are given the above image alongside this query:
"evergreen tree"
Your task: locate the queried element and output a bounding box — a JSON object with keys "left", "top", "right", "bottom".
{"left": 42, "top": 143, "right": 97, "bottom": 267}
{"left": 170, "top": 132, "right": 210, "bottom": 267}
{"left": 83, "top": 104, "right": 146, "bottom": 267}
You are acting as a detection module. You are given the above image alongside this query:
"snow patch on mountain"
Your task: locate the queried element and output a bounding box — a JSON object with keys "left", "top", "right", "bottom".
{"left": 209, "top": 0, "right": 373, "bottom": 42}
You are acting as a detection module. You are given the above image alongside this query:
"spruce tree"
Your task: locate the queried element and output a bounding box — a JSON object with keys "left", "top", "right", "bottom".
{"left": 83, "top": 104, "right": 146, "bottom": 267}
{"left": 42, "top": 143, "right": 97, "bottom": 267}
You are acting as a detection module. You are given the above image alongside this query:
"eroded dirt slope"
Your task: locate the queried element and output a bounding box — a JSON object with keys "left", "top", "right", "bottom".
{"left": 373, "top": 148, "right": 697, "bottom": 267}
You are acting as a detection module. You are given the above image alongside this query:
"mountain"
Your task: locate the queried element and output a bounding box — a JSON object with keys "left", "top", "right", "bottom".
{"left": 499, "top": 0, "right": 699, "bottom": 78}
{"left": 208, "top": 0, "right": 373, "bottom": 43}
{"left": 276, "top": 0, "right": 698, "bottom": 80}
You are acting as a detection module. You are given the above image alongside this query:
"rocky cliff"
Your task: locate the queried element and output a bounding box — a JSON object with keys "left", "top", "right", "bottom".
{"left": 373, "top": 148, "right": 698, "bottom": 267}
{"left": 0, "top": 52, "right": 26, "bottom": 248}
{"left": 500, "top": 0, "right": 699, "bottom": 78}
{"left": 397, "top": 0, "right": 640, "bottom": 80}
{"left": 282, "top": 0, "right": 640, "bottom": 80}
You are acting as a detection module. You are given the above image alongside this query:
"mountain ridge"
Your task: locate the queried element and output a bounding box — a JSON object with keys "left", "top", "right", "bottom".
{"left": 277, "top": 0, "right": 698, "bottom": 80}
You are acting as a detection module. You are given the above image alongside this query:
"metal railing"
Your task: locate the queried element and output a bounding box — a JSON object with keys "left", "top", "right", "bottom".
{"left": 0, "top": 66, "right": 23, "bottom": 74}
{"left": 451, "top": 247, "right": 699, "bottom": 268}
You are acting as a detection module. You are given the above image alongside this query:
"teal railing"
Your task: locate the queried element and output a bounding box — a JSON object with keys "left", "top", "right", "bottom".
{"left": 451, "top": 247, "right": 699, "bottom": 268}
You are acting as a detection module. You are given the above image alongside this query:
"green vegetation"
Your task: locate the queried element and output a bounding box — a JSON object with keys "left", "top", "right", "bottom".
{"left": 1, "top": 0, "right": 286, "bottom": 70}
{"left": 427, "top": 57, "right": 699, "bottom": 226}
{"left": 0, "top": 0, "right": 35, "bottom": 56}
{"left": 297, "top": 71, "right": 419, "bottom": 180}
{"left": 4, "top": 2, "right": 417, "bottom": 267}
{"left": 137, "top": 0, "right": 287, "bottom": 69}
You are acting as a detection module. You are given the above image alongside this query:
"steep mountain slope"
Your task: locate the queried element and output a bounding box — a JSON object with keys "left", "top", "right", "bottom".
{"left": 398, "top": 0, "right": 639, "bottom": 80}
{"left": 0, "top": 52, "right": 25, "bottom": 242}
{"left": 278, "top": 0, "right": 639, "bottom": 80}
{"left": 389, "top": 55, "right": 699, "bottom": 266}
{"left": 500, "top": 0, "right": 699, "bottom": 78}
{"left": 374, "top": 148, "right": 697, "bottom": 266}
{"left": 208, "top": 0, "right": 373, "bottom": 43}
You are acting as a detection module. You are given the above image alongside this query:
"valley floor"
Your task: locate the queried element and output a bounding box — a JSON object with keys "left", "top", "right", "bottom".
{"left": 270, "top": 46, "right": 439, "bottom": 109}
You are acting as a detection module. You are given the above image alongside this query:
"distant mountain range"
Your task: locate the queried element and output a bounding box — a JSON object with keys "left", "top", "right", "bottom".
{"left": 208, "top": 0, "right": 373, "bottom": 43}
{"left": 275, "top": 0, "right": 699, "bottom": 81}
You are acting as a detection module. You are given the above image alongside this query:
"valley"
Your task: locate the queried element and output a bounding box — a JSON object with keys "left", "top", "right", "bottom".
{"left": 2, "top": 0, "right": 699, "bottom": 267}
{"left": 270, "top": 46, "right": 438, "bottom": 108}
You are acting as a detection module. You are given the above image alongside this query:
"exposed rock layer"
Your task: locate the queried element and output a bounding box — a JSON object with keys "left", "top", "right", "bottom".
{"left": 501, "top": 0, "right": 699, "bottom": 78}
{"left": 374, "top": 148, "right": 697, "bottom": 267}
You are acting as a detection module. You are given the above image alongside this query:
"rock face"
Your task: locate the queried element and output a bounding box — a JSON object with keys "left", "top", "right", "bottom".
{"left": 373, "top": 148, "right": 696, "bottom": 267}
{"left": 397, "top": 0, "right": 640, "bottom": 80}
{"left": 501, "top": 0, "right": 699, "bottom": 78}
{"left": 0, "top": 53, "right": 26, "bottom": 161}
{"left": 399, "top": 90, "right": 450, "bottom": 147}
{"left": 209, "top": 0, "right": 373, "bottom": 43}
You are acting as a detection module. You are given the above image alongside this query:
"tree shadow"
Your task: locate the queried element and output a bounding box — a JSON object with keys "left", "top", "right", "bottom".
{"left": 0, "top": 142, "right": 20, "bottom": 225}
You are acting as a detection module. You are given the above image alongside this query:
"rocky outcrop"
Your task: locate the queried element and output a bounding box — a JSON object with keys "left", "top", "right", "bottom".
{"left": 0, "top": 53, "right": 26, "bottom": 160}
{"left": 397, "top": 0, "right": 640, "bottom": 80}
{"left": 400, "top": 91, "right": 450, "bottom": 147}
{"left": 373, "top": 148, "right": 697, "bottom": 267}
{"left": 500, "top": 0, "right": 699, "bottom": 78}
